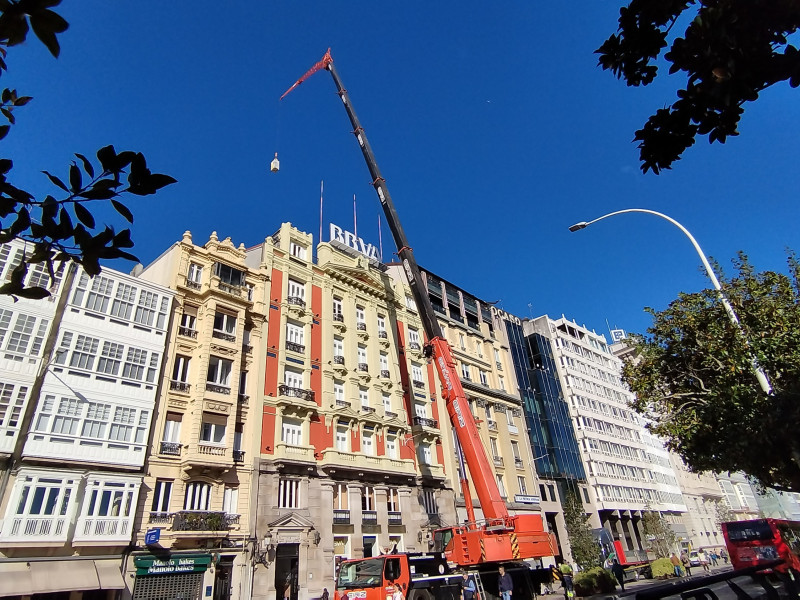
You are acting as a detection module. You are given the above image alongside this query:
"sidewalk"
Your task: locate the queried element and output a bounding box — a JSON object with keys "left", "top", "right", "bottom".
{"left": 580, "top": 563, "right": 733, "bottom": 600}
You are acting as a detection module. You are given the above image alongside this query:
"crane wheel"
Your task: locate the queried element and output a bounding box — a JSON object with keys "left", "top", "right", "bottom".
{"left": 408, "top": 589, "right": 434, "bottom": 600}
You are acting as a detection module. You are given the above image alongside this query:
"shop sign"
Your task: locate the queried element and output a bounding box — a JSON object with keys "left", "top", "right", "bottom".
{"left": 134, "top": 554, "right": 212, "bottom": 576}
{"left": 514, "top": 494, "right": 541, "bottom": 504}
{"left": 329, "top": 223, "right": 380, "bottom": 260}
{"left": 490, "top": 306, "right": 522, "bottom": 326}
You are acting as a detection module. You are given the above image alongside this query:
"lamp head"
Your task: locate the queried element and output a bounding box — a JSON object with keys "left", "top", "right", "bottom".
{"left": 568, "top": 222, "right": 588, "bottom": 232}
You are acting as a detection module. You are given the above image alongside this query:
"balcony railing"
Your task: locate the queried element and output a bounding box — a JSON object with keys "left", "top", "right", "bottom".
{"left": 487, "top": 419, "right": 498, "bottom": 431}
{"left": 333, "top": 313, "right": 344, "bottom": 322}
{"left": 197, "top": 443, "right": 227, "bottom": 456}
{"left": 380, "top": 369, "right": 390, "bottom": 379}
{"left": 287, "top": 296, "right": 306, "bottom": 308}
{"left": 205, "top": 382, "right": 231, "bottom": 395}
{"left": 333, "top": 355, "right": 345, "bottom": 365}
{"left": 515, "top": 457, "right": 524, "bottom": 468}
{"left": 333, "top": 509, "right": 350, "bottom": 525}
{"left": 362, "top": 510, "right": 378, "bottom": 525}
{"left": 286, "top": 341, "right": 305, "bottom": 353}
{"left": 409, "top": 342, "right": 421, "bottom": 351}
{"left": 496, "top": 362, "right": 503, "bottom": 370}
{"left": 218, "top": 282, "right": 244, "bottom": 297}
{"left": 185, "top": 278, "right": 202, "bottom": 291}
{"left": 278, "top": 384, "right": 315, "bottom": 403}
{"left": 178, "top": 326, "right": 197, "bottom": 338}
{"left": 5, "top": 516, "right": 68, "bottom": 539}
{"left": 170, "top": 380, "right": 190, "bottom": 393}
{"left": 149, "top": 512, "right": 172, "bottom": 525}
{"left": 172, "top": 511, "right": 239, "bottom": 532}
{"left": 233, "top": 450, "right": 245, "bottom": 463}
{"left": 412, "top": 380, "right": 425, "bottom": 389}
{"left": 413, "top": 416, "right": 437, "bottom": 428}
{"left": 335, "top": 399, "right": 351, "bottom": 408}
{"left": 357, "top": 363, "right": 369, "bottom": 372}
{"left": 74, "top": 517, "right": 130, "bottom": 541}
{"left": 356, "top": 322, "right": 367, "bottom": 331}
{"left": 493, "top": 455, "right": 504, "bottom": 466}
{"left": 378, "top": 330, "right": 388, "bottom": 339}
{"left": 361, "top": 406, "right": 375, "bottom": 413}
{"left": 384, "top": 410, "right": 398, "bottom": 418}
{"left": 212, "top": 330, "right": 237, "bottom": 342}
{"left": 388, "top": 512, "right": 403, "bottom": 526}
{"left": 160, "top": 441, "right": 182, "bottom": 456}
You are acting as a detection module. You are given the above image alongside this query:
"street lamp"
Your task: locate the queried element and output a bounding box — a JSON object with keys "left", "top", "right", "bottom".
{"left": 568, "top": 208, "right": 772, "bottom": 395}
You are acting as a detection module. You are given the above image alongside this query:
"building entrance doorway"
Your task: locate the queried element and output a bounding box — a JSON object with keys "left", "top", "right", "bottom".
{"left": 213, "top": 555, "right": 234, "bottom": 600}
{"left": 274, "top": 543, "right": 299, "bottom": 600}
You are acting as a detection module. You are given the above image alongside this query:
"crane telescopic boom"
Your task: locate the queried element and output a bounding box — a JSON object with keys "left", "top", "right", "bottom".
{"left": 281, "top": 49, "right": 554, "bottom": 565}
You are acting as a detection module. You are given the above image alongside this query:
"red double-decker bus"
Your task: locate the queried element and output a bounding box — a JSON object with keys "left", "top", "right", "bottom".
{"left": 722, "top": 519, "right": 800, "bottom": 573}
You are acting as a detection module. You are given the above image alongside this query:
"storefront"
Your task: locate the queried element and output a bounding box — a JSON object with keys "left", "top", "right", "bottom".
{"left": 132, "top": 553, "right": 212, "bottom": 600}
{"left": 0, "top": 557, "right": 125, "bottom": 599}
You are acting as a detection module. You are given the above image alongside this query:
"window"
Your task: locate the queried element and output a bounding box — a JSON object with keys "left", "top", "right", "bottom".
{"left": 223, "top": 487, "right": 239, "bottom": 514}
{"left": 494, "top": 348, "right": 501, "bottom": 363}
{"left": 180, "top": 311, "right": 196, "bottom": 331}
{"left": 387, "top": 488, "right": 400, "bottom": 512}
{"left": 97, "top": 341, "right": 123, "bottom": 376}
{"left": 200, "top": 414, "right": 226, "bottom": 445}
{"left": 214, "top": 262, "right": 245, "bottom": 286}
{"left": 5, "top": 314, "right": 48, "bottom": 357}
{"left": 386, "top": 432, "right": 398, "bottom": 459}
{"left": 233, "top": 423, "right": 243, "bottom": 451}
{"left": 172, "top": 355, "right": 191, "bottom": 383}
{"left": 81, "top": 402, "right": 110, "bottom": 439}
{"left": 518, "top": 476, "right": 528, "bottom": 496}
{"left": 362, "top": 429, "right": 374, "bottom": 455}
{"left": 511, "top": 440, "right": 520, "bottom": 460}
{"left": 359, "top": 387, "right": 369, "bottom": 410}
{"left": 411, "top": 363, "right": 424, "bottom": 383}
{"left": 86, "top": 275, "right": 114, "bottom": 313}
{"left": 287, "top": 279, "right": 305, "bottom": 301}
{"left": 334, "top": 381, "right": 345, "bottom": 404}
{"left": 409, "top": 328, "right": 420, "bottom": 346}
{"left": 52, "top": 397, "right": 81, "bottom": 436}
{"left": 419, "top": 442, "right": 432, "bottom": 465}
{"left": 122, "top": 346, "right": 159, "bottom": 382}
{"left": 333, "top": 297, "right": 343, "bottom": 319}
{"left": 184, "top": 482, "right": 211, "bottom": 511}
{"left": 213, "top": 311, "right": 237, "bottom": 337}
{"left": 33, "top": 395, "right": 147, "bottom": 446}
{"left": 421, "top": 489, "right": 437, "bottom": 515}
{"left": 459, "top": 334, "right": 466, "bottom": 350}
{"left": 489, "top": 437, "right": 499, "bottom": 458}
{"left": 11, "top": 472, "right": 76, "bottom": 523}
{"left": 405, "top": 296, "right": 416, "bottom": 311}
{"left": 187, "top": 262, "right": 203, "bottom": 284}
{"left": 286, "top": 321, "right": 304, "bottom": 347}
{"left": 461, "top": 362, "right": 470, "bottom": 380}
{"left": 207, "top": 356, "right": 233, "bottom": 387}
{"left": 379, "top": 353, "right": 388, "bottom": 373}
{"left": 151, "top": 480, "right": 173, "bottom": 513}
{"left": 290, "top": 241, "right": 307, "bottom": 260}
{"left": 333, "top": 337, "right": 344, "bottom": 358}
{"left": 0, "top": 382, "right": 27, "bottom": 429}
{"left": 382, "top": 393, "right": 391, "bottom": 413}
{"left": 498, "top": 375, "right": 505, "bottom": 391}
{"left": 357, "top": 345, "right": 367, "bottom": 364}
{"left": 496, "top": 474, "right": 507, "bottom": 498}
{"left": 506, "top": 410, "right": 516, "bottom": 427}
{"left": 476, "top": 342, "right": 483, "bottom": 358}
{"left": 479, "top": 370, "right": 488, "bottom": 385}
{"left": 414, "top": 402, "right": 427, "bottom": 419}
{"left": 356, "top": 306, "right": 365, "bottom": 324}
{"left": 162, "top": 413, "right": 182, "bottom": 442}
{"left": 83, "top": 479, "right": 135, "bottom": 520}
{"left": 134, "top": 290, "right": 161, "bottom": 327}
{"left": 281, "top": 418, "right": 303, "bottom": 446}
{"left": 377, "top": 315, "right": 386, "bottom": 333}
{"left": 362, "top": 487, "right": 376, "bottom": 511}
{"left": 336, "top": 426, "right": 349, "bottom": 451}
{"left": 333, "top": 484, "right": 349, "bottom": 510}
{"left": 284, "top": 368, "right": 303, "bottom": 389}
{"left": 547, "top": 484, "right": 556, "bottom": 502}
{"left": 278, "top": 478, "right": 300, "bottom": 508}
{"left": 539, "top": 484, "right": 548, "bottom": 502}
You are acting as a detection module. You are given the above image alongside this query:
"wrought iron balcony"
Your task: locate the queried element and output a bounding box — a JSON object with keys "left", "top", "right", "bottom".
{"left": 413, "top": 416, "right": 437, "bottom": 428}
{"left": 496, "top": 362, "right": 503, "bottom": 370}
{"left": 217, "top": 282, "right": 244, "bottom": 297}
{"left": 409, "top": 342, "right": 421, "bottom": 351}
{"left": 159, "top": 441, "right": 182, "bottom": 456}
{"left": 287, "top": 296, "right": 306, "bottom": 308}
{"left": 361, "top": 406, "right": 375, "bottom": 413}
{"left": 148, "top": 512, "right": 172, "bottom": 525}
{"left": 515, "top": 457, "right": 524, "bottom": 468}
{"left": 278, "top": 384, "right": 315, "bottom": 403}
{"left": 362, "top": 510, "right": 378, "bottom": 525}
{"left": 356, "top": 322, "right": 367, "bottom": 331}
{"left": 172, "top": 511, "right": 239, "bottom": 532}
{"left": 178, "top": 325, "right": 197, "bottom": 338}
{"left": 212, "top": 330, "right": 237, "bottom": 342}
{"left": 493, "top": 455, "right": 504, "bottom": 466}
{"left": 357, "top": 363, "right": 369, "bottom": 372}
{"left": 378, "top": 330, "right": 388, "bottom": 339}
{"left": 286, "top": 341, "right": 305, "bottom": 353}
{"left": 185, "top": 278, "right": 202, "bottom": 291}
{"left": 333, "top": 355, "right": 345, "bottom": 365}
{"left": 388, "top": 512, "right": 403, "bottom": 526}
{"left": 233, "top": 450, "right": 245, "bottom": 463}
{"left": 380, "top": 369, "right": 390, "bottom": 379}
{"left": 333, "top": 313, "right": 344, "bottom": 322}
{"left": 333, "top": 510, "right": 350, "bottom": 525}
{"left": 487, "top": 419, "right": 498, "bottom": 431}
{"left": 169, "top": 380, "right": 190, "bottom": 393}
{"left": 335, "top": 399, "right": 351, "bottom": 408}
{"left": 412, "top": 380, "right": 425, "bottom": 389}
{"left": 205, "top": 382, "right": 231, "bottom": 395}
{"left": 384, "top": 410, "right": 398, "bottom": 418}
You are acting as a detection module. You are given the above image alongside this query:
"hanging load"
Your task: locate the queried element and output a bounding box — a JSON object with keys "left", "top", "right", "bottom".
{"left": 270, "top": 152, "right": 280, "bottom": 172}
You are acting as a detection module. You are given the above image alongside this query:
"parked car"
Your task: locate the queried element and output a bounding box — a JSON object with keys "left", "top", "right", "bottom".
{"left": 688, "top": 551, "right": 701, "bottom": 567}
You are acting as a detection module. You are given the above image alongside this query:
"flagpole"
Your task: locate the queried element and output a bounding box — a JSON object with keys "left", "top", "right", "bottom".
{"left": 378, "top": 213, "right": 383, "bottom": 263}
{"left": 319, "top": 180, "right": 324, "bottom": 254}
{"left": 353, "top": 193, "right": 358, "bottom": 241}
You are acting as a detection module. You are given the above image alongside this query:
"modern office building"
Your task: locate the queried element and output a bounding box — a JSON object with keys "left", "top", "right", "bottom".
{"left": 0, "top": 240, "right": 174, "bottom": 599}
{"left": 131, "top": 231, "right": 269, "bottom": 600}
{"left": 524, "top": 315, "right": 686, "bottom": 560}
{"left": 249, "top": 223, "right": 455, "bottom": 600}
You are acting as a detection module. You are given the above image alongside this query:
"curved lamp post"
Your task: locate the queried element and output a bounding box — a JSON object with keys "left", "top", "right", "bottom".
{"left": 568, "top": 208, "right": 772, "bottom": 395}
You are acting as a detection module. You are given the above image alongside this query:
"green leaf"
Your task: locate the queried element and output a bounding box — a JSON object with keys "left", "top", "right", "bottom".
{"left": 69, "top": 163, "right": 81, "bottom": 192}
{"left": 111, "top": 199, "right": 133, "bottom": 223}
{"left": 75, "top": 153, "right": 94, "bottom": 178}
{"left": 42, "top": 170, "right": 68, "bottom": 192}
{"left": 73, "top": 202, "right": 95, "bottom": 228}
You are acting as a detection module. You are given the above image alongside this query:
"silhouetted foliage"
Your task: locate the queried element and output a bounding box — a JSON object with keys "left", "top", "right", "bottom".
{"left": 597, "top": 1, "right": 800, "bottom": 173}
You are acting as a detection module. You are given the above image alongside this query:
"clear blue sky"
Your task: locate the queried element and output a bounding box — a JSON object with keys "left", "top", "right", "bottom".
{"left": 8, "top": 2, "right": 800, "bottom": 337}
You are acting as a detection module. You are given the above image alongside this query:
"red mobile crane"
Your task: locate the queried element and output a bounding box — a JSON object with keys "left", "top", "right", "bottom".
{"left": 281, "top": 49, "right": 556, "bottom": 598}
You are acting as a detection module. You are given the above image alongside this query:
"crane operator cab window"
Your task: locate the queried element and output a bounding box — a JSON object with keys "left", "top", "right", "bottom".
{"left": 384, "top": 557, "right": 401, "bottom": 582}
{"left": 433, "top": 527, "right": 454, "bottom": 553}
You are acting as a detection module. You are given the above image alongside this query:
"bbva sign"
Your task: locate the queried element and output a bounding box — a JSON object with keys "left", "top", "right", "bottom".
{"left": 329, "top": 223, "right": 380, "bottom": 261}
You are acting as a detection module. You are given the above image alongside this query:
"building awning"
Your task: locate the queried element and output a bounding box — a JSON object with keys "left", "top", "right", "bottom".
{"left": 0, "top": 558, "right": 123, "bottom": 596}
{"left": 31, "top": 560, "right": 100, "bottom": 593}
{"left": 94, "top": 559, "right": 126, "bottom": 589}
{"left": 0, "top": 562, "right": 35, "bottom": 596}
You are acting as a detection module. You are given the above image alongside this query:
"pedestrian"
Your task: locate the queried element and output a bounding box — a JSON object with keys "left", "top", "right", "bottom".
{"left": 322, "top": 589, "right": 329, "bottom": 600}
{"left": 711, "top": 551, "right": 719, "bottom": 566}
{"left": 680, "top": 552, "right": 692, "bottom": 576}
{"left": 698, "top": 549, "right": 710, "bottom": 573}
{"left": 559, "top": 562, "right": 574, "bottom": 599}
{"left": 670, "top": 553, "right": 682, "bottom": 578}
{"left": 392, "top": 583, "right": 403, "bottom": 600}
{"left": 611, "top": 559, "right": 626, "bottom": 592}
{"left": 461, "top": 572, "right": 476, "bottom": 600}
{"left": 720, "top": 548, "right": 728, "bottom": 564}
{"left": 498, "top": 565, "right": 513, "bottom": 600}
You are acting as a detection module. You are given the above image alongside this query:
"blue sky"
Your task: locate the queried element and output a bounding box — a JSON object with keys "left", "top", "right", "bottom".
{"left": 7, "top": 2, "right": 799, "bottom": 338}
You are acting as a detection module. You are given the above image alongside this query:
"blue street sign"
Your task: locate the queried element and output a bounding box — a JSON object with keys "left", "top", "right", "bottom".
{"left": 144, "top": 528, "right": 161, "bottom": 545}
